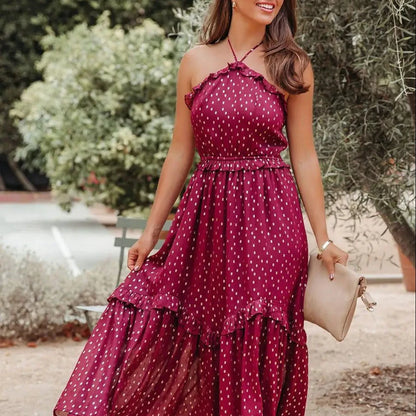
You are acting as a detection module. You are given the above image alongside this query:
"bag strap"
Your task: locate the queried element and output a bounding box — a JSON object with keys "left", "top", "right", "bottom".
{"left": 358, "top": 276, "right": 377, "bottom": 311}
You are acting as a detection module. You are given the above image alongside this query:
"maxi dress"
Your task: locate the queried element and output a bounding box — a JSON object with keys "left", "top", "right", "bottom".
{"left": 53, "top": 40, "right": 309, "bottom": 416}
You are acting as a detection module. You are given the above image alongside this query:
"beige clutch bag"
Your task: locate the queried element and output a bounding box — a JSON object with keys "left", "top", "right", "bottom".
{"left": 304, "top": 249, "right": 377, "bottom": 341}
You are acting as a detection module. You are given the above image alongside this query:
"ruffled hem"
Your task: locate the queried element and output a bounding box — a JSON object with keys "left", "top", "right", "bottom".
{"left": 195, "top": 155, "right": 291, "bottom": 171}
{"left": 184, "top": 61, "right": 288, "bottom": 112}
{"left": 54, "top": 296, "right": 309, "bottom": 416}
{"left": 107, "top": 289, "right": 307, "bottom": 348}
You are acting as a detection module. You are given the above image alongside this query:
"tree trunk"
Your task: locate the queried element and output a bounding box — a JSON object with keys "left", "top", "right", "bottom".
{"left": 0, "top": 172, "right": 6, "bottom": 191}
{"left": 7, "top": 156, "right": 37, "bottom": 192}
{"left": 373, "top": 199, "right": 415, "bottom": 268}
{"left": 407, "top": 93, "right": 415, "bottom": 126}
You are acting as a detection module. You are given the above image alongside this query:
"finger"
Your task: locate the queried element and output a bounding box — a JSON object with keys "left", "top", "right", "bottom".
{"left": 133, "top": 253, "right": 147, "bottom": 271}
{"left": 325, "top": 260, "right": 335, "bottom": 280}
{"left": 127, "top": 250, "right": 138, "bottom": 271}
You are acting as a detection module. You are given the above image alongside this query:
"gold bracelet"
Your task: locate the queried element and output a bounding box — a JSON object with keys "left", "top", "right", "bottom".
{"left": 317, "top": 239, "right": 333, "bottom": 259}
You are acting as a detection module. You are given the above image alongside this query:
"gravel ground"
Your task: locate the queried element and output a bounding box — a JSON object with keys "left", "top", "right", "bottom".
{"left": 0, "top": 283, "right": 414, "bottom": 416}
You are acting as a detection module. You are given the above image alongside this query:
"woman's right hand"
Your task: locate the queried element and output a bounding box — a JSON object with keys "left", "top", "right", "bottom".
{"left": 319, "top": 242, "right": 349, "bottom": 281}
{"left": 127, "top": 230, "right": 160, "bottom": 272}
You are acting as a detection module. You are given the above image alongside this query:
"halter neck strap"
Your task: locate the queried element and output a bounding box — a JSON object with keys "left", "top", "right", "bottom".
{"left": 227, "top": 37, "right": 263, "bottom": 63}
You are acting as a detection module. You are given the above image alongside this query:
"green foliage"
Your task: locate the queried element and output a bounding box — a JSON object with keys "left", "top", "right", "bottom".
{"left": 147, "top": 0, "right": 194, "bottom": 34}
{"left": 0, "top": 0, "right": 191, "bottom": 157}
{"left": 12, "top": 15, "right": 177, "bottom": 212}
{"left": 0, "top": 0, "right": 146, "bottom": 155}
{"left": 171, "top": 0, "right": 209, "bottom": 53}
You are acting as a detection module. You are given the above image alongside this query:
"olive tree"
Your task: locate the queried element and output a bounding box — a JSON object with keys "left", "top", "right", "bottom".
{"left": 297, "top": 0, "right": 415, "bottom": 265}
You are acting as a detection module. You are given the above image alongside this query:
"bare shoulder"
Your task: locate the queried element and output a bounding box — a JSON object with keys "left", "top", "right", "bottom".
{"left": 180, "top": 43, "right": 220, "bottom": 70}
{"left": 183, "top": 44, "right": 212, "bottom": 58}
{"left": 180, "top": 43, "right": 226, "bottom": 89}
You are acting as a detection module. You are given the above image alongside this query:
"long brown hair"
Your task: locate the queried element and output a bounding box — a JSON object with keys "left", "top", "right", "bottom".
{"left": 199, "top": 0, "right": 310, "bottom": 94}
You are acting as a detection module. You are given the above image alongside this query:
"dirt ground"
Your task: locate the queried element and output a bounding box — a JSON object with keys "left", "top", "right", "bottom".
{"left": 0, "top": 283, "right": 414, "bottom": 416}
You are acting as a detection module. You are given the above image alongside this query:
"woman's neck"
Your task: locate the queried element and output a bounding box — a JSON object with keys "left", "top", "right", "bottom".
{"left": 227, "top": 18, "right": 266, "bottom": 55}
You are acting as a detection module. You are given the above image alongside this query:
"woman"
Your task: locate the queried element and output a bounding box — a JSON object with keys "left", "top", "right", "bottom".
{"left": 54, "top": 0, "right": 349, "bottom": 415}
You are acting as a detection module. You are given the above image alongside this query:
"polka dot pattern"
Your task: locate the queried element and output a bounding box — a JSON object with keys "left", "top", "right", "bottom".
{"left": 54, "top": 54, "right": 309, "bottom": 416}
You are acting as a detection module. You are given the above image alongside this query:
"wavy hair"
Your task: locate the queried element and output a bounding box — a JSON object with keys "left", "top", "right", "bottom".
{"left": 199, "top": 0, "right": 310, "bottom": 94}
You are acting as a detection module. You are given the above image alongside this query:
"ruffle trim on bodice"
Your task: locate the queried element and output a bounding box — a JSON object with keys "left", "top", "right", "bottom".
{"left": 107, "top": 288, "right": 307, "bottom": 348}
{"left": 185, "top": 61, "right": 288, "bottom": 112}
{"left": 196, "top": 155, "right": 291, "bottom": 171}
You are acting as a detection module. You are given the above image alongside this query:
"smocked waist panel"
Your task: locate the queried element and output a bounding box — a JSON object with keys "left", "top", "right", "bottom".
{"left": 196, "top": 155, "right": 290, "bottom": 171}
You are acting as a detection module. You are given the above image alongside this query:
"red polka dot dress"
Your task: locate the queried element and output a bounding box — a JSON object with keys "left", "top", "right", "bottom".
{"left": 54, "top": 38, "right": 309, "bottom": 416}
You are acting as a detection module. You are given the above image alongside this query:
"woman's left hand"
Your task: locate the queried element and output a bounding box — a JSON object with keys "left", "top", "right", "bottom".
{"left": 319, "top": 243, "right": 349, "bottom": 280}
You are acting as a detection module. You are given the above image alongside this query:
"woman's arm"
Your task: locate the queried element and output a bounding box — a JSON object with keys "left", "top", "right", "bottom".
{"left": 286, "top": 62, "right": 348, "bottom": 278}
{"left": 128, "top": 51, "right": 195, "bottom": 271}
{"left": 142, "top": 52, "right": 195, "bottom": 236}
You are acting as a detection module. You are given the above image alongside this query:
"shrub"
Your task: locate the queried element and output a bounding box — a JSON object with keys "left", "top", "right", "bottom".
{"left": 0, "top": 0, "right": 146, "bottom": 156}
{"left": 0, "top": 243, "right": 116, "bottom": 341}
{"left": 12, "top": 14, "right": 182, "bottom": 213}
{"left": 1, "top": 0, "right": 192, "bottom": 156}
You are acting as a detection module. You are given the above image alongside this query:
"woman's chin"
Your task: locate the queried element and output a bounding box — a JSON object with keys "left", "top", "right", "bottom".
{"left": 251, "top": 15, "right": 276, "bottom": 26}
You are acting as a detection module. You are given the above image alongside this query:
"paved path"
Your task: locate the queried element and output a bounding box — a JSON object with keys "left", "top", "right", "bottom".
{"left": 0, "top": 197, "right": 119, "bottom": 275}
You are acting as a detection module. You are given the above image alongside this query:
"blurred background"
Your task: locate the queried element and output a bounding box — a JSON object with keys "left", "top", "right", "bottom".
{"left": 0, "top": 1, "right": 414, "bottom": 415}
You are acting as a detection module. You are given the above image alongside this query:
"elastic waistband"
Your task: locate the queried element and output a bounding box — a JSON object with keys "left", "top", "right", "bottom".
{"left": 200, "top": 154, "right": 283, "bottom": 160}
{"left": 196, "top": 155, "right": 290, "bottom": 171}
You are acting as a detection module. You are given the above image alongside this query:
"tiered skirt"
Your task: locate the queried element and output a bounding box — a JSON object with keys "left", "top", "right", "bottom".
{"left": 54, "top": 155, "right": 309, "bottom": 416}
